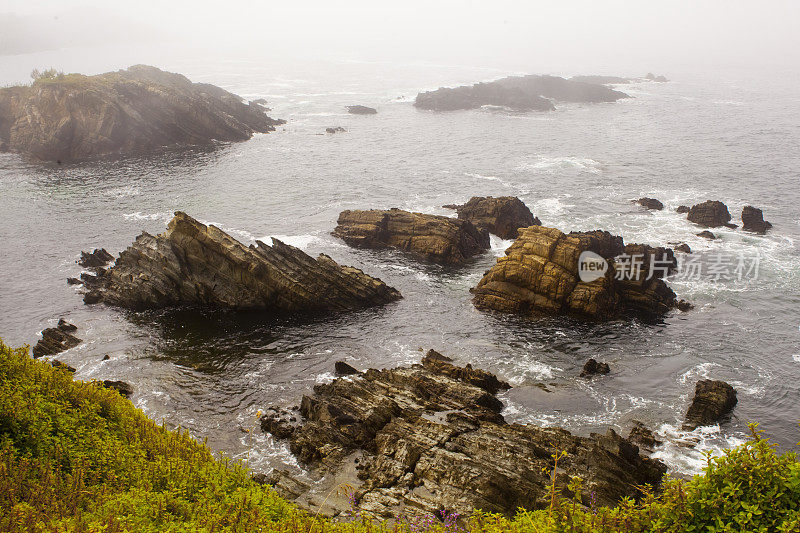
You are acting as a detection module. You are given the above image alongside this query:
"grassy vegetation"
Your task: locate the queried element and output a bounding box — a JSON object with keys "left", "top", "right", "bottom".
{"left": 1, "top": 336, "right": 798, "bottom": 532}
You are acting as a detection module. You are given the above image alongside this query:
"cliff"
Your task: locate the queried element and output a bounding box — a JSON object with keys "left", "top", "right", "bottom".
{"left": 0, "top": 65, "right": 284, "bottom": 162}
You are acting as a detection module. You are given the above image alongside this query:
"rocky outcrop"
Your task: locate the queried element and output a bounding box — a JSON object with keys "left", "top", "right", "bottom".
{"left": 103, "top": 380, "right": 134, "bottom": 398}
{"left": 332, "top": 208, "right": 489, "bottom": 265}
{"left": 263, "top": 351, "right": 666, "bottom": 517}
{"left": 741, "top": 206, "right": 772, "bottom": 233}
{"left": 636, "top": 198, "right": 664, "bottom": 210}
{"left": 645, "top": 73, "right": 669, "bottom": 82}
{"left": 82, "top": 211, "right": 401, "bottom": 311}
{"left": 414, "top": 75, "right": 628, "bottom": 112}
{"left": 683, "top": 380, "right": 737, "bottom": 430}
{"left": 346, "top": 105, "right": 377, "bottom": 115}
{"left": 687, "top": 201, "right": 733, "bottom": 228}
{"left": 443, "top": 196, "right": 540, "bottom": 239}
{"left": 334, "top": 361, "right": 360, "bottom": 376}
{"left": 32, "top": 319, "right": 81, "bottom": 358}
{"left": 471, "top": 225, "right": 679, "bottom": 320}
{"left": 697, "top": 231, "right": 716, "bottom": 240}
{"left": 627, "top": 421, "right": 662, "bottom": 456}
{"left": 580, "top": 358, "right": 610, "bottom": 377}
{"left": 78, "top": 248, "right": 113, "bottom": 268}
{"left": 0, "top": 65, "right": 284, "bottom": 162}
{"left": 676, "top": 205, "right": 690, "bottom": 214}
{"left": 674, "top": 243, "right": 691, "bottom": 254}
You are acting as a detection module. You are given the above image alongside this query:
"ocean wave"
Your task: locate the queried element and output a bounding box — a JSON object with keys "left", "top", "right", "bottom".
{"left": 122, "top": 211, "right": 172, "bottom": 223}
{"left": 652, "top": 423, "right": 746, "bottom": 476}
{"left": 518, "top": 155, "right": 604, "bottom": 174}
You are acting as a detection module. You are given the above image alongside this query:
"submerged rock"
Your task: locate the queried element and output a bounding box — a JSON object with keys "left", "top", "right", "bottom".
{"left": 580, "top": 358, "right": 610, "bottom": 377}
{"left": 414, "top": 74, "right": 628, "bottom": 112}
{"left": 78, "top": 248, "right": 114, "bottom": 268}
{"left": 444, "top": 196, "right": 540, "bottom": 239}
{"left": 263, "top": 351, "right": 665, "bottom": 517}
{"left": 32, "top": 319, "right": 81, "bottom": 358}
{"left": 84, "top": 211, "right": 401, "bottom": 311}
{"left": 636, "top": 197, "right": 664, "bottom": 210}
{"left": 741, "top": 206, "right": 772, "bottom": 234}
{"left": 346, "top": 105, "right": 377, "bottom": 115}
{"left": 687, "top": 201, "right": 732, "bottom": 228}
{"left": 325, "top": 126, "right": 346, "bottom": 134}
{"left": 332, "top": 208, "right": 489, "bottom": 265}
{"left": 471, "top": 225, "right": 679, "bottom": 320}
{"left": 683, "top": 380, "right": 737, "bottom": 429}
{"left": 696, "top": 230, "right": 716, "bottom": 240}
{"left": 0, "top": 65, "right": 284, "bottom": 162}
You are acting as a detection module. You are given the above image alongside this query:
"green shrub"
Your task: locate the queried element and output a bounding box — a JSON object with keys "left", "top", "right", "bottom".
{"left": 0, "top": 336, "right": 797, "bottom": 533}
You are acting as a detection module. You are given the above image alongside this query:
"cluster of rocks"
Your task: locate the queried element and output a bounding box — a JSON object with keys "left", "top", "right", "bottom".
{"left": 0, "top": 65, "right": 284, "bottom": 162}
{"left": 471, "top": 225, "right": 682, "bottom": 320}
{"left": 79, "top": 211, "right": 401, "bottom": 311}
{"left": 262, "top": 351, "right": 667, "bottom": 517}
{"left": 32, "top": 318, "right": 81, "bottom": 358}
{"left": 332, "top": 208, "right": 490, "bottom": 265}
{"left": 414, "top": 74, "right": 629, "bottom": 112}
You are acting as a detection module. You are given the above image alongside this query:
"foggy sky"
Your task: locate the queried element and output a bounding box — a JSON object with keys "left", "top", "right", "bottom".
{"left": 3, "top": 0, "right": 800, "bottom": 73}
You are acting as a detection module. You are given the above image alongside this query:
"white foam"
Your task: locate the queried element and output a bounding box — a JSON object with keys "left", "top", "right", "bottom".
{"left": 122, "top": 211, "right": 172, "bottom": 223}
{"left": 518, "top": 156, "right": 603, "bottom": 174}
{"left": 652, "top": 423, "right": 747, "bottom": 477}
{"left": 679, "top": 362, "right": 720, "bottom": 384}
{"left": 262, "top": 234, "right": 320, "bottom": 250}
{"left": 490, "top": 235, "right": 514, "bottom": 257}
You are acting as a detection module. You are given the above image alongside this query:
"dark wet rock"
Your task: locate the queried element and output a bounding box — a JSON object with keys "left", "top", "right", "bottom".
{"left": 471, "top": 225, "right": 680, "bottom": 320}
{"left": 414, "top": 75, "right": 628, "bottom": 112}
{"left": 32, "top": 319, "right": 81, "bottom": 358}
{"left": 687, "top": 201, "right": 732, "bottom": 228}
{"left": 102, "top": 354, "right": 110, "bottom": 361}
{"left": 627, "top": 421, "right": 662, "bottom": 455}
{"left": 346, "top": 105, "right": 377, "bottom": 115}
{"left": 676, "top": 205, "right": 690, "bottom": 214}
{"left": 570, "top": 75, "right": 632, "bottom": 85}
{"left": 683, "top": 380, "right": 737, "bottom": 430}
{"left": 674, "top": 243, "right": 691, "bottom": 253}
{"left": 83, "top": 290, "right": 103, "bottom": 304}
{"left": 332, "top": 208, "right": 489, "bottom": 265}
{"left": 260, "top": 406, "right": 302, "bottom": 440}
{"left": 741, "top": 206, "right": 772, "bottom": 234}
{"left": 334, "top": 361, "right": 360, "bottom": 376}
{"left": 86, "top": 211, "right": 401, "bottom": 311}
{"left": 67, "top": 277, "right": 82, "bottom": 285}
{"left": 636, "top": 197, "right": 664, "bottom": 210}
{"left": 325, "top": 127, "right": 346, "bottom": 134}
{"left": 51, "top": 360, "right": 76, "bottom": 372}
{"left": 103, "top": 380, "right": 134, "bottom": 398}
{"left": 263, "top": 352, "right": 665, "bottom": 517}
{"left": 675, "top": 300, "right": 694, "bottom": 311}
{"left": 444, "top": 196, "right": 540, "bottom": 239}
{"left": 697, "top": 230, "right": 716, "bottom": 240}
{"left": 78, "top": 248, "right": 114, "bottom": 268}
{"left": 0, "top": 65, "right": 284, "bottom": 162}
{"left": 580, "top": 358, "right": 610, "bottom": 377}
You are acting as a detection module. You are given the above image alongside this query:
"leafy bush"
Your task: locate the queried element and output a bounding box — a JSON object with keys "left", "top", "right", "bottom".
{"left": 0, "top": 337, "right": 797, "bottom": 532}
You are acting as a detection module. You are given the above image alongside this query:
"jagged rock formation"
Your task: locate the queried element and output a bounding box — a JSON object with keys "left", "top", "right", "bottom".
{"left": 443, "top": 196, "right": 540, "bottom": 239}
{"left": 262, "top": 351, "right": 666, "bottom": 517}
{"left": 82, "top": 212, "right": 401, "bottom": 311}
{"left": 32, "top": 319, "right": 81, "bottom": 358}
{"left": 414, "top": 75, "right": 628, "bottom": 112}
{"left": 332, "top": 208, "right": 489, "bottom": 265}
{"left": 683, "top": 380, "right": 737, "bottom": 430}
{"left": 346, "top": 105, "right": 377, "bottom": 115}
{"left": 636, "top": 198, "right": 664, "bottom": 210}
{"left": 580, "top": 358, "right": 610, "bottom": 377}
{"left": 741, "top": 206, "right": 772, "bottom": 233}
{"left": 78, "top": 248, "right": 113, "bottom": 268}
{"left": 471, "top": 225, "right": 679, "bottom": 320}
{"left": 0, "top": 65, "right": 284, "bottom": 162}
{"left": 687, "top": 201, "right": 733, "bottom": 228}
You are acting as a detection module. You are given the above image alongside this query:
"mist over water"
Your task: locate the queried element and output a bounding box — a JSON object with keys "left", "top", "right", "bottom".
{"left": 1, "top": 2, "right": 800, "bottom": 477}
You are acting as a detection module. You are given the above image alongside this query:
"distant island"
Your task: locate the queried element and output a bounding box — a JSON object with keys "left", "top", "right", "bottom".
{"left": 413, "top": 74, "right": 630, "bottom": 111}
{"left": 0, "top": 65, "right": 284, "bottom": 162}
